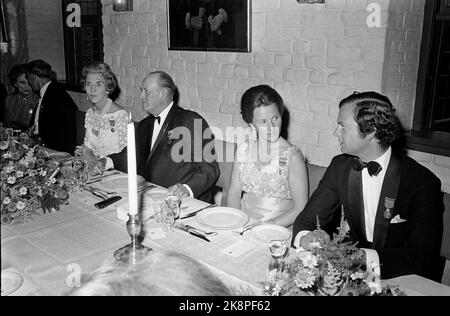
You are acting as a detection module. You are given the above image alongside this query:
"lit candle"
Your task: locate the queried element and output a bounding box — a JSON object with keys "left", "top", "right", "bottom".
{"left": 127, "top": 112, "right": 138, "bottom": 215}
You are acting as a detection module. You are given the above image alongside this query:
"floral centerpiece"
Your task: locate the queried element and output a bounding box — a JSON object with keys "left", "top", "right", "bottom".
{"left": 262, "top": 212, "right": 406, "bottom": 296}
{"left": 1, "top": 128, "right": 71, "bottom": 225}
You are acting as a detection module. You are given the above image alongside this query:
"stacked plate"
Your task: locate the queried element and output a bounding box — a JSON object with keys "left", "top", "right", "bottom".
{"left": 100, "top": 174, "right": 145, "bottom": 192}
{"left": 1, "top": 270, "right": 24, "bottom": 296}
{"left": 195, "top": 207, "right": 249, "bottom": 230}
{"left": 250, "top": 224, "right": 291, "bottom": 243}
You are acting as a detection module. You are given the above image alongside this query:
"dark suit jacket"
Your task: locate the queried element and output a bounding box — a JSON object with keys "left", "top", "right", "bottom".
{"left": 293, "top": 151, "right": 445, "bottom": 281}
{"left": 34, "top": 82, "right": 77, "bottom": 154}
{"left": 110, "top": 104, "right": 219, "bottom": 203}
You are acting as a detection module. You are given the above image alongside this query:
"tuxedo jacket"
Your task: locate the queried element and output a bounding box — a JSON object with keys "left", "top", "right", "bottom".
{"left": 110, "top": 104, "right": 219, "bottom": 203}
{"left": 34, "top": 82, "right": 77, "bottom": 154}
{"left": 293, "top": 151, "right": 445, "bottom": 281}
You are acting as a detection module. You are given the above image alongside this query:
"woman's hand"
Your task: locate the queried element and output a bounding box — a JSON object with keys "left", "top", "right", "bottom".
{"left": 86, "top": 158, "right": 106, "bottom": 176}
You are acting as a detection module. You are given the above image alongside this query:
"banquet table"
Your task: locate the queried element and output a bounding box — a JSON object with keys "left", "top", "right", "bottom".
{"left": 2, "top": 177, "right": 450, "bottom": 296}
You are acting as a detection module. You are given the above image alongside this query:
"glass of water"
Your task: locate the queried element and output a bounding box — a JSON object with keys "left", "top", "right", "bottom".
{"left": 267, "top": 239, "right": 288, "bottom": 277}
{"left": 161, "top": 195, "right": 181, "bottom": 232}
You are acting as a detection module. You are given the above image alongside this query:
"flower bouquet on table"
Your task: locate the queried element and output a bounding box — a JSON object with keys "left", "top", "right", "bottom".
{"left": 1, "top": 128, "right": 71, "bottom": 225}
{"left": 261, "top": 212, "right": 406, "bottom": 296}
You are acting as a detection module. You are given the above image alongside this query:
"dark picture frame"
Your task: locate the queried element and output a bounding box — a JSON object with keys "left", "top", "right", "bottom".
{"left": 167, "top": 0, "right": 251, "bottom": 52}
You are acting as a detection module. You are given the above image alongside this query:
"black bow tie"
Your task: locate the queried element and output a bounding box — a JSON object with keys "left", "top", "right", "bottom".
{"left": 151, "top": 115, "right": 161, "bottom": 124}
{"left": 353, "top": 158, "right": 382, "bottom": 177}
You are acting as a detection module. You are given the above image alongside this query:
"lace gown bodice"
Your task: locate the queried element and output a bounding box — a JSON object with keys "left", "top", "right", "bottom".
{"left": 237, "top": 141, "right": 299, "bottom": 221}
{"left": 83, "top": 108, "right": 128, "bottom": 157}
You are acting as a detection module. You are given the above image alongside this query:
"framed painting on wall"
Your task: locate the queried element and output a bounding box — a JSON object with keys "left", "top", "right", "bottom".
{"left": 167, "top": 0, "right": 251, "bottom": 52}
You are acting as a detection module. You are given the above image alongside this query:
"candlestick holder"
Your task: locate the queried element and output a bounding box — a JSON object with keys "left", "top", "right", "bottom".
{"left": 114, "top": 214, "right": 152, "bottom": 265}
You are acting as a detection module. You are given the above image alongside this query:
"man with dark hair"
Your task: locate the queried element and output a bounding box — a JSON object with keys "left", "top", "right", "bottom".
{"left": 292, "top": 91, "right": 445, "bottom": 282}
{"left": 4, "top": 64, "right": 39, "bottom": 130}
{"left": 27, "top": 60, "right": 77, "bottom": 154}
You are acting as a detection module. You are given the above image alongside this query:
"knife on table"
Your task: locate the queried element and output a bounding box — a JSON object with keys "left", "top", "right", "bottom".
{"left": 175, "top": 223, "right": 210, "bottom": 242}
{"left": 179, "top": 204, "right": 217, "bottom": 219}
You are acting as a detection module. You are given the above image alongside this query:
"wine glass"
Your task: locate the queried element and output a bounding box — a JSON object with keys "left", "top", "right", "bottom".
{"left": 72, "top": 159, "right": 88, "bottom": 192}
{"left": 162, "top": 195, "right": 181, "bottom": 232}
{"left": 267, "top": 239, "right": 288, "bottom": 278}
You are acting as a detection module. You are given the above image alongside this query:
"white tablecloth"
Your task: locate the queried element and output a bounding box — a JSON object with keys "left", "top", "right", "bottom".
{"left": 2, "top": 183, "right": 450, "bottom": 296}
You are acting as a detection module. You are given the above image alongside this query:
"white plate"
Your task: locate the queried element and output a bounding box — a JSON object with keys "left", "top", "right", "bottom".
{"left": 195, "top": 207, "right": 249, "bottom": 230}
{"left": 251, "top": 224, "right": 291, "bottom": 243}
{"left": 1, "top": 271, "right": 24, "bottom": 296}
{"left": 100, "top": 174, "right": 145, "bottom": 191}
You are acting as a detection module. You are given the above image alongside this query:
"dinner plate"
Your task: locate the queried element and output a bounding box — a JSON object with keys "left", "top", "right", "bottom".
{"left": 1, "top": 270, "right": 24, "bottom": 296}
{"left": 100, "top": 174, "right": 145, "bottom": 191}
{"left": 195, "top": 207, "right": 249, "bottom": 230}
{"left": 250, "top": 224, "right": 291, "bottom": 243}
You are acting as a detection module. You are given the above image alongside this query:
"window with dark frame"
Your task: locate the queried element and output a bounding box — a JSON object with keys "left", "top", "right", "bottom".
{"left": 408, "top": 0, "right": 450, "bottom": 157}
{"left": 61, "top": 0, "right": 104, "bottom": 91}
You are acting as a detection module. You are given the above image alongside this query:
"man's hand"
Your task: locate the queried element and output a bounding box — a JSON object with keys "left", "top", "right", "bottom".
{"left": 190, "top": 16, "right": 204, "bottom": 30}
{"left": 168, "top": 183, "right": 190, "bottom": 199}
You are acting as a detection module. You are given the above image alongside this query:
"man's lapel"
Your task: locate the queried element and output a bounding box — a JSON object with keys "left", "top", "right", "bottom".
{"left": 145, "top": 105, "right": 179, "bottom": 166}
{"left": 347, "top": 165, "right": 367, "bottom": 242}
{"left": 372, "top": 151, "right": 402, "bottom": 249}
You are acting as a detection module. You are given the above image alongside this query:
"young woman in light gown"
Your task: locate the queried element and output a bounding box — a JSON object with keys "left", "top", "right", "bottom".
{"left": 227, "top": 85, "right": 309, "bottom": 227}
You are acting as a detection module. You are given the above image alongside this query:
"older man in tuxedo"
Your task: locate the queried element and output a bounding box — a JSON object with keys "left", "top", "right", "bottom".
{"left": 292, "top": 91, "right": 445, "bottom": 281}
{"left": 104, "top": 71, "right": 219, "bottom": 203}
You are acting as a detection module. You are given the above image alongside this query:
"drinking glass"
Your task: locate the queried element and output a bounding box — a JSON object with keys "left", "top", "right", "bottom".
{"left": 161, "top": 195, "right": 181, "bottom": 232}
{"left": 71, "top": 159, "right": 88, "bottom": 192}
{"left": 267, "top": 239, "right": 288, "bottom": 277}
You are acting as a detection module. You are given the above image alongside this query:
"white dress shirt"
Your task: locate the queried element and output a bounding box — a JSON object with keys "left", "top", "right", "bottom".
{"left": 362, "top": 146, "right": 392, "bottom": 243}
{"left": 33, "top": 81, "right": 51, "bottom": 135}
{"left": 151, "top": 101, "right": 174, "bottom": 150}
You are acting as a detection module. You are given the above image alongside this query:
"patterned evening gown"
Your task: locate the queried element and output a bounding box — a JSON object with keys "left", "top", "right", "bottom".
{"left": 237, "top": 141, "right": 299, "bottom": 222}
{"left": 83, "top": 108, "right": 128, "bottom": 157}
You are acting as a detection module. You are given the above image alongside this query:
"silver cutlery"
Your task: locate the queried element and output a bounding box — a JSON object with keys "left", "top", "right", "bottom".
{"left": 232, "top": 222, "right": 259, "bottom": 236}
{"left": 175, "top": 223, "right": 210, "bottom": 242}
{"left": 184, "top": 224, "right": 217, "bottom": 236}
{"left": 84, "top": 186, "right": 108, "bottom": 199}
{"left": 179, "top": 204, "right": 217, "bottom": 219}
{"left": 85, "top": 171, "right": 120, "bottom": 185}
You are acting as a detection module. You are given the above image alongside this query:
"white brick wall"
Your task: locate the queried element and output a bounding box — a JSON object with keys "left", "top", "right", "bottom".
{"left": 383, "top": 0, "right": 425, "bottom": 128}
{"left": 24, "top": 0, "right": 66, "bottom": 80}
{"left": 100, "top": 0, "right": 449, "bottom": 192}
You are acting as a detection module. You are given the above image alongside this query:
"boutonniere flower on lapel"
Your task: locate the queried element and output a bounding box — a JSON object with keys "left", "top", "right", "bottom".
{"left": 167, "top": 129, "right": 175, "bottom": 145}
{"left": 384, "top": 197, "right": 395, "bottom": 220}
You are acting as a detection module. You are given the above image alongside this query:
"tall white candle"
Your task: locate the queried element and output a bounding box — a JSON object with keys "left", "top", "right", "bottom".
{"left": 127, "top": 112, "right": 138, "bottom": 215}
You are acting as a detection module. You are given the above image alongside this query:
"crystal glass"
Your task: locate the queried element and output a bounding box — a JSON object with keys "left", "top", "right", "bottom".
{"left": 71, "top": 159, "right": 88, "bottom": 192}
{"left": 268, "top": 239, "right": 288, "bottom": 277}
{"left": 161, "top": 195, "right": 181, "bottom": 232}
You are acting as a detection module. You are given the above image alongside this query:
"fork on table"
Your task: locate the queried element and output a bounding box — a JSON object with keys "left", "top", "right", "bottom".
{"left": 232, "top": 222, "right": 260, "bottom": 236}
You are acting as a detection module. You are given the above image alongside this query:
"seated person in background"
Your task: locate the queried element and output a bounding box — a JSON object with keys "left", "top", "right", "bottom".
{"left": 292, "top": 91, "right": 445, "bottom": 281}
{"left": 92, "top": 71, "right": 219, "bottom": 203}
{"left": 4, "top": 64, "right": 39, "bottom": 130}
{"left": 26, "top": 60, "right": 77, "bottom": 154}
{"left": 74, "top": 62, "right": 128, "bottom": 172}
{"left": 68, "top": 250, "right": 231, "bottom": 296}
{"left": 226, "top": 85, "right": 308, "bottom": 227}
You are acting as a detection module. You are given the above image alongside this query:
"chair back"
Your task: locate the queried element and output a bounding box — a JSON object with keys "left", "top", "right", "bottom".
{"left": 306, "top": 163, "right": 327, "bottom": 197}
{"left": 75, "top": 110, "right": 86, "bottom": 146}
{"left": 213, "top": 139, "right": 236, "bottom": 205}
